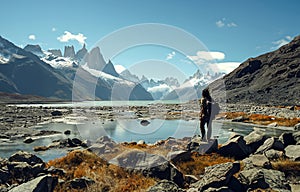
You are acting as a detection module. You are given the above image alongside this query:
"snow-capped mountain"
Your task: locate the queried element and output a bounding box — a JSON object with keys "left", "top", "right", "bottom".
{"left": 163, "top": 70, "right": 224, "bottom": 101}
{"left": 0, "top": 36, "right": 153, "bottom": 100}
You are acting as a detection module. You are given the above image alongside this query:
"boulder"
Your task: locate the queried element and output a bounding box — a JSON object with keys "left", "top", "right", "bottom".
{"left": 231, "top": 116, "right": 249, "bottom": 122}
{"left": 71, "top": 138, "right": 82, "bottom": 146}
{"left": 238, "top": 168, "right": 290, "bottom": 191}
{"left": 255, "top": 137, "right": 285, "bottom": 154}
{"left": 23, "top": 137, "right": 34, "bottom": 144}
{"left": 290, "top": 184, "right": 300, "bottom": 192}
{"left": 51, "top": 110, "right": 62, "bottom": 116}
{"left": 69, "top": 177, "right": 95, "bottom": 189}
{"left": 248, "top": 154, "right": 271, "bottom": 168}
{"left": 64, "top": 130, "right": 71, "bottom": 135}
{"left": 218, "top": 136, "right": 250, "bottom": 160}
{"left": 109, "top": 149, "right": 184, "bottom": 187}
{"left": 294, "top": 123, "right": 300, "bottom": 131}
{"left": 292, "top": 131, "right": 300, "bottom": 145}
{"left": 279, "top": 132, "right": 296, "bottom": 147}
{"left": 147, "top": 180, "right": 183, "bottom": 192}
{"left": 285, "top": 145, "right": 300, "bottom": 161}
{"left": 88, "top": 143, "right": 106, "bottom": 155}
{"left": 47, "top": 166, "right": 66, "bottom": 176}
{"left": 187, "top": 136, "right": 218, "bottom": 154}
{"left": 95, "top": 135, "right": 114, "bottom": 144}
{"left": 244, "top": 130, "right": 268, "bottom": 153}
{"left": 167, "top": 151, "right": 191, "bottom": 163}
{"left": 267, "top": 122, "right": 278, "bottom": 127}
{"left": 8, "top": 175, "right": 58, "bottom": 192}
{"left": 7, "top": 162, "right": 45, "bottom": 180}
{"left": 190, "top": 162, "right": 240, "bottom": 191}
{"left": 140, "top": 120, "right": 150, "bottom": 126}
{"left": 264, "top": 149, "right": 284, "bottom": 160}
{"left": 9, "top": 151, "right": 44, "bottom": 166}
{"left": 0, "top": 169, "right": 10, "bottom": 184}
{"left": 137, "top": 140, "right": 145, "bottom": 145}
{"left": 184, "top": 175, "right": 199, "bottom": 185}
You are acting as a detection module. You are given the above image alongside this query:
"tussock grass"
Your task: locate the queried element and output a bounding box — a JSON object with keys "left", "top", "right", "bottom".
{"left": 174, "top": 152, "right": 234, "bottom": 178}
{"left": 271, "top": 159, "right": 300, "bottom": 172}
{"left": 47, "top": 150, "right": 156, "bottom": 192}
{"left": 222, "top": 112, "right": 300, "bottom": 127}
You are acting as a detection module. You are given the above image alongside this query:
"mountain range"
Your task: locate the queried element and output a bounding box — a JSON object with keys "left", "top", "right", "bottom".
{"left": 0, "top": 36, "right": 152, "bottom": 100}
{"left": 2, "top": 34, "right": 298, "bottom": 104}
{"left": 209, "top": 35, "right": 300, "bottom": 106}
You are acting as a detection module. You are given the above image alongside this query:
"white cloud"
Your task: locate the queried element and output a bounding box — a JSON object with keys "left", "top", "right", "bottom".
{"left": 216, "top": 18, "right": 237, "bottom": 28}
{"left": 272, "top": 36, "right": 293, "bottom": 49}
{"left": 147, "top": 84, "right": 171, "bottom": 93}
{"left": 166, "top": 51, "right": 176, "bottom": 60}
{"left": 28, "top": 34, "right": 36, "bottom": 40}
{"left": 52, "top": 27, "right": 56, "bottom": 32}
{"left": 188, "top": 51, "right": 225, "bottom": 64}
{"left": 213, "top": 62, "right": 241, "bottom": 74}
{"left": 216, "top": 20, "right": 225, "bottom": 28}
{"left": 114, "top": 65, "right": 126, "bottom": 73}
{"left": 57, "top": 31, "right": 87, "bottom": 45}
{"left": 227, "top": 22, "right": 237, "bottom": 27}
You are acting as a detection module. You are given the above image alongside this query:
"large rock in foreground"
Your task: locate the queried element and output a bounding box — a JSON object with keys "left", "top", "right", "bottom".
{"left": 238, "top": 168, "right": 290, "bottom": 191}
{"left": 218, "top": 136, "right": 250, "bottom": 160}
{"left": 190, "top": 162, "right": 241, "bottom": 191}
{"left": 284, "top": 145, "right": 300, "bottom": 161}
{"left": 147, "top": 180, "right": 184, "bottom": 192}
{"left": 109, "top": 149, "right": 184, "bottom": 187}
{"left": 8, "top": 175, "right": 58, "bottom": 192}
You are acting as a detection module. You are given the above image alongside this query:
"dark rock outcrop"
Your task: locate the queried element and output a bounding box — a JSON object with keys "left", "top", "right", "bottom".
{"left": 69, "top": 177, "right": 95, "bottom": 189}
{"left": 279, "top": 132, "right": 296, "bottom": 147}
{"left": 75, "top": 44, "right": 88, "bottom": 61}
{"left": 218, "top": 136, "right": 250, "bottom": 160}
{"left": 23, "top": 44, "right": 44, "bottom": 57}
{"left": 87, "top": 47, "right": 106, "bottom": 71}
{"left": 48, "top": 49, "right": 62, "bottom": 57}
{"left": 209, "top": 35, "right": 300, "bottom": 106}
{"left": 102, "top": 60, "right": 119, "bottom": 77}
{"left": 63, "top": 45, "right": 75, "bottom": 58}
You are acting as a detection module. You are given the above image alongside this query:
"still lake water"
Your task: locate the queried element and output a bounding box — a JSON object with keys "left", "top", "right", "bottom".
{"left": 1, "top": 101, "right": 289, "bottom": 161}
{"left": 0, "top": 119, "right": 287, "bottom": 162}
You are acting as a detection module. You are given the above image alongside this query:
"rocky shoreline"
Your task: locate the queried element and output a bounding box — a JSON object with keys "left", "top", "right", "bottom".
{"left": 0, "top": 103, "right": 299, "bottom": 191}
{"left": 0, "top": 129, "right": 299, "bottom": 191}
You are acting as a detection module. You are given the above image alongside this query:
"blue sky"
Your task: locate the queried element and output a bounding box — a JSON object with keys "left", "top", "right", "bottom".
{"left": 1, "top": 0, "right": 300, "bottom": 81}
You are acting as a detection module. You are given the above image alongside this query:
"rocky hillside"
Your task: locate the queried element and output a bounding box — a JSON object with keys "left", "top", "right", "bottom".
{"left": 210, "top": 35, "right": 300, "bottom": 106}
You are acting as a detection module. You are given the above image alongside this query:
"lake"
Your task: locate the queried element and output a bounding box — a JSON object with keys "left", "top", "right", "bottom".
{"left": 0, "top": 118, "right": 287, "bottom": 162}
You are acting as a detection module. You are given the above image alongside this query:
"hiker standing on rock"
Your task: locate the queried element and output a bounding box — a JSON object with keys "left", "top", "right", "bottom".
{"left": 199, "top": 88, "right": 213, "bottom": 141}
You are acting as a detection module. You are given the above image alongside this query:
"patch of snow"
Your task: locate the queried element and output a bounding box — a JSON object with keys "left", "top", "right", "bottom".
{"left": 82, "top": 64, "right": 135, "bottom": 86}
{"left": 42, "top": 54, "right": 78, "bottom": 68}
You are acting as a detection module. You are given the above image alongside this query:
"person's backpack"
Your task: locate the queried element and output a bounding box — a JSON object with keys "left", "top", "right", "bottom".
{"left": 210, "top": 101, "right": 220, "bottom": 118}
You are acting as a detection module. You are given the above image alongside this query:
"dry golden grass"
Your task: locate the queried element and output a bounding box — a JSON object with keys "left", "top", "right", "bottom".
{"left": 271, "top": 159, "right": 300, "bottom": 172}
{"left": 47, "top": 150, "right": 156, "bottom": 192}
{"left": 221, "top": 112, "right": 247, "bottom": 119}
{"left": 174, "top": 152, "right": 234, "bottom": 178}
{"left": 222, "top": 112, "right": 300, "bottom": 127}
